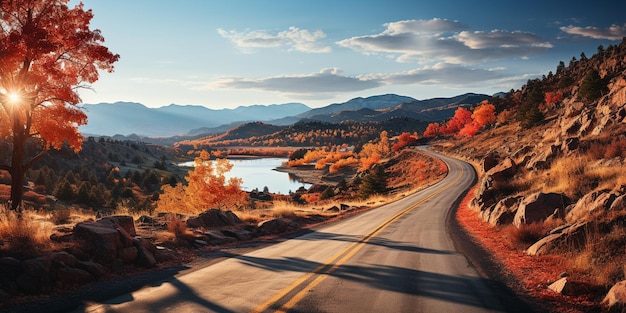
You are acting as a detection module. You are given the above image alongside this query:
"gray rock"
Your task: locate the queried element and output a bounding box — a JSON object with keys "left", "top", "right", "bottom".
{"left": 602, "top": 280, "right": 626, "bottom": 309}
{"left": 513, "top": 192, "right": 569, "bottom": 227}
{"left": 566, "top": 189, "right": 616, "bottom": 222}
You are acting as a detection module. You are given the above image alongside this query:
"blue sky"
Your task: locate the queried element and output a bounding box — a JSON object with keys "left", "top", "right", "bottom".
{"left": 73, "top": 0, "right": 626, "bottom": 109}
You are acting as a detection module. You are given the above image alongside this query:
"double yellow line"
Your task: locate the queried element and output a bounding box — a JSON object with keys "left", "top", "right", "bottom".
{"left": 251, "top": 158, "right": 463, "bottom": 313}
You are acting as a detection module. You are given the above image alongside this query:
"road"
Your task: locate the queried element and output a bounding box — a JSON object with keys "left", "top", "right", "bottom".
{"left": 74, "top": 149, "right": 515, "bottom": 313}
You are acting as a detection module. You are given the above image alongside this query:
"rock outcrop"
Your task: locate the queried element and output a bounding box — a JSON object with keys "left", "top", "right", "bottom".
{"left": 513, "top": 192, "right": 569, "bottom": 227}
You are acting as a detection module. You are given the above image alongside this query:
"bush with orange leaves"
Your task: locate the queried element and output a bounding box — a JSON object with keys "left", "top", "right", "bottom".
{"left": 424, "top": 101, "right": 496, "bottom": 138}
{"left": 156, "top": 150, "right": 247, "bottom": 214}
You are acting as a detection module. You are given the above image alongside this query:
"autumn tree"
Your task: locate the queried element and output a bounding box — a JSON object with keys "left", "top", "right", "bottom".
{"left": 156, "top": 151, "right": 247, "bottom": 214}
{"left": 0, "top": 0, "right": 119, "bottom": 211}
{"left": 391, "top": 132, "right": 418, "bottom": 152}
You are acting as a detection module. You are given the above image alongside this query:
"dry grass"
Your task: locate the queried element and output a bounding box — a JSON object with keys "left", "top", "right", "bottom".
{"left": 514, "top": 152, "right": 625, "bottom": 200}
{"left": 0, "top": 204, "right": 54, "bottom": 257}
{"left": 565, "top": 225, "right": 626, "bottom": 287}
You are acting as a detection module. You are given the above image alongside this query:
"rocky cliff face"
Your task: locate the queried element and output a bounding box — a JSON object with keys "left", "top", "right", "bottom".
{"left": 438, "top": 38, "right": 626, "bottom": 308}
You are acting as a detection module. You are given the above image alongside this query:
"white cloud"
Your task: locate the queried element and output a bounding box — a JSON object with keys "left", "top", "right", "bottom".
{"left": 217, "top": 26, "right": 331, "bottom": 53}
{"left": 369, "top": 63, "right": 506, "bottom": 86}
{"left": 204, "top": 64, "right": 514, "bottom": 99}
{"left": 336, "top": 18, "right": 552, "bottom": 64}
{"left": 206, "top": 68, "right": 379, "bottom": 96}
{"left": 560, "top": 24, "right": 626, "bottom": 40}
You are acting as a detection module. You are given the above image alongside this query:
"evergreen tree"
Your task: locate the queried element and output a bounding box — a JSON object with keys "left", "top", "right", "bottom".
{"left": 359, "top": 165, "right": 387, "bottom": 198}
{"left": 54, "top": 179, "right": 76, "bottom": 201}
{"left": 579, "top": 69, "right": 604, "bottom": 101}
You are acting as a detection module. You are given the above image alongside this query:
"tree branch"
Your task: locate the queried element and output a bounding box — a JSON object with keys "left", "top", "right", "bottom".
{"left": 24, "top": 148, "right": 48, "bottom": 172}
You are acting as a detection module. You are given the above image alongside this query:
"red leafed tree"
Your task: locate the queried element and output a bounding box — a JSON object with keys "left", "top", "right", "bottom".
{"left": 441, "top": 107, "right": 472, "bottom": 135}
{"left": 544, "top": 91, "right": 563, "bottom": 110}
{"left": 423, "top": 122, "right": 441, "bottom": 138}
{"left": 0, "top": 0, "right": 119, "bottom": 211}
{"left": 391, "top": 132, "right": 419, "bottom": 152}
{"left": 459, "top": 102, "right": 496, "bottom": 137}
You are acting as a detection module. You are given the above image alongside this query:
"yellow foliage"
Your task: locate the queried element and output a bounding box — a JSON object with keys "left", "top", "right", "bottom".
{"left": 156, "top": 151, "right": 247, "bottom": 214}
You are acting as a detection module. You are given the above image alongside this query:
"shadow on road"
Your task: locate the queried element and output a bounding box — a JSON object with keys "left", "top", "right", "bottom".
{"left": 293, "top": 229, "right": 455, "bottom": 255}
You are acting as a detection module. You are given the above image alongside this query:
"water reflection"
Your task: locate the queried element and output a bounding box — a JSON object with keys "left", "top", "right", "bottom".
{"left": 179, "top": 158, "right": 311, "bottom": 194}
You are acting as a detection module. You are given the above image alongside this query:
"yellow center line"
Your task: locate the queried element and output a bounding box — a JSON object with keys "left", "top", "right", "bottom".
{"left": 252, "top": 158, "right": 464, "bottom": 313}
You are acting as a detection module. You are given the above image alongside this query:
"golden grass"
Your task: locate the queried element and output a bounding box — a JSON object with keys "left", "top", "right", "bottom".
{"left": 513, "top": 152, "right": 625, "bottom": 200}
{"left": 0, "top": 205, "right": 54, "bottom": 257}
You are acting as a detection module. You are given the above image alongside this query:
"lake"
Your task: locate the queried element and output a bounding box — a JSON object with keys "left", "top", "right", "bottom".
{"left": 179, "top": 158, "right": 311, "bottom": 194}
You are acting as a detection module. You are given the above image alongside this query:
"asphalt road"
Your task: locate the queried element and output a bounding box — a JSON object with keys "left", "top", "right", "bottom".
{"left": 73, "top": 149, "right": 518, "bottom": 313}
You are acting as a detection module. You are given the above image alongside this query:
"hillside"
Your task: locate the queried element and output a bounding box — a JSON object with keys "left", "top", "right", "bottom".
{"left": 174, "top": 118, "right": 431, "bottom": 151}
{"left": 435, "top": 39, "right": 626, "bottom": 311}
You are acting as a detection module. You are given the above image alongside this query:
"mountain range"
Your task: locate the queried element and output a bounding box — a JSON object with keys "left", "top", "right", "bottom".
{"left": 79, "top": 93, "right": 492, "bottom": 138}
{"left": 79, "top": 102, "right": 310, "bottom": 137}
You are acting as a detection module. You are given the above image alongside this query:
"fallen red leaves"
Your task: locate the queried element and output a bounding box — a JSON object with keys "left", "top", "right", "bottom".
{"left": 456, "top": 186, "right": 599, "bottom": 313}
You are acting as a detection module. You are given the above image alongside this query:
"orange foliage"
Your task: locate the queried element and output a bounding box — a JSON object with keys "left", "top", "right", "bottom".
{"left": 426, "top": 103, "right": 495, "bottom": 138}
{"left": 156, "top": 151, "right": 247, "bottom": 214}
{"left": 423, "top": 122, "right": 441, "bottom": 138}
{"left": 392, "top": 132, "right": 419, "bottom": 152}
{"left": 471, "top": 102, "right": 496, "bottom": 126}
{"left": 441, "top": 107, "right": 473, "bottom": 135}
{"left": 544, "top": 91, "right": 563, "bottom": 110}
{"left": 0, "top": 0, "right": 119, "bottom": 210}
{"left": 359, "top": 152, "right": 381, "bottom": 172}
{"left": 300, "top": 193, "right": 321, "bottom": 203}
{"left": 329, "top": 157, "right": 359, "bottom": 174}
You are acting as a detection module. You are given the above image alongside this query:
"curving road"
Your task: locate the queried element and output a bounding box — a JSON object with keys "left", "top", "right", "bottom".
{"left": 73, "top": 149, "right": 518, "bottom": 313}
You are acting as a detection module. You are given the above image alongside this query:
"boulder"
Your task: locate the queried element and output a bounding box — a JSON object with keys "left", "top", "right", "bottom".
{"left": 50, "top": 251, "right": 79, "bottom": 268}
{"left": 513, "top": 192, "right": 569, "bottom": 227}
{"left": 16, "top": 273, "right": 40, "bottom": 294}
{"left": 153, "top": 246, "right": 178, "bottom": 263}
{"left": 566, "top": 189, "right": 616, "bottom": 222}
{"left": 525, "top": 144, "right": 559, "bottom": 170}
{"left": 221, "top": 229, "right": 253, "bottom": 241}
{"left": 186, "top": 209, "right": 242, "bottom": 229}
{"left": 118, "top": 246, "right": 139, "bottom": 264}
{"left": 134, "top": 243, "right": 156, "bottom": 268}
{"left": 98, "top": 215, "right": 136, "bottom": 236}
{"left": 602, "top": 280, "right": 626, "bottom": 309}
{"left": 547, "top": 277, "right": 591, "bottom": 296}
{"left": 133, "top": 237, "right": 157, "bottom": 268}
{"left": 55, "top": 267, "right": 94, "bottom": 289}
{"left": 481, "top": 153, "right": 500, "bottom": 173}
{"left": 473, "top": 157, "right": 517, "bottom": 212}
{"left": 257, "top": 218, "right": 300, "bottom": 235}
{"left": 526, "top": 233, "right": 563, "bottom": 256}
{"left": 485, "top": 196, "right": 522, "bottom": 226}
{"left": 76, "top": 261, "right": 106, "bottom": 278}
{"left": 325, "top": 206, "right": 340, "bottom": 212}
{"left": 0, "top": 257, "right": 23, "bottom": 281}
{"left": 610, "top": 194, "right": 626, "bottom": 211}
{"left": 562, "top": 137, "right": 580, "bottom": 152}
{"left": 527, "top": 221, "right": 588, "bottom": 256}
{"left": 202, "top": 230, "right": 237, "bottom": 245}
{"left": 74, "top": 221, "right": 122, "bottom": 264}
{"left": 258, "top": 218, "right": 288, "bottom": 235}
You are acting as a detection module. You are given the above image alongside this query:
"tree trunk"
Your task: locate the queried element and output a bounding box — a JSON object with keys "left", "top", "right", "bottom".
{"left": 10, "top": 118, "right": 25, "bottom": 213}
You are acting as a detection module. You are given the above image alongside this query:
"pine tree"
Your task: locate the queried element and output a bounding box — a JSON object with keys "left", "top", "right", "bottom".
{"left": 359, "top": 165, "right": 387, "bottom": 198}
{"left": 579, "top": 69, "right": 604, "bottom": 101}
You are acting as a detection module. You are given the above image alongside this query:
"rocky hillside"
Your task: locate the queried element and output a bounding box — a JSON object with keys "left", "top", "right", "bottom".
{"left": 436, "top": 39, "right": 626, "bottom": 309}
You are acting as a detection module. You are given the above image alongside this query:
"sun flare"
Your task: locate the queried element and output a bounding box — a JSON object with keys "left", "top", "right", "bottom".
{"left": 7, "top": 92, "right": 21, "bottom": 103}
